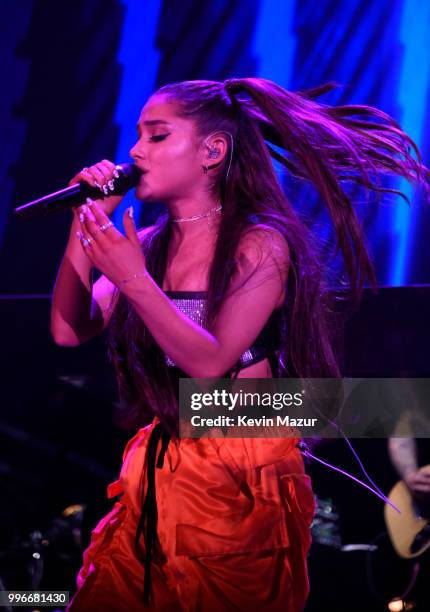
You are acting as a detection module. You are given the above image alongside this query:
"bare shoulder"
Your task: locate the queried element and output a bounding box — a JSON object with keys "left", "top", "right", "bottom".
{"left": 237, "top": 223, "right": 290, "bottom": 268}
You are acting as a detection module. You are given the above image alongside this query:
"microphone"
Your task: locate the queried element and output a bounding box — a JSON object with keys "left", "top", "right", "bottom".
{"left": 13, "top": 162, "right": 142, "bottom": 220}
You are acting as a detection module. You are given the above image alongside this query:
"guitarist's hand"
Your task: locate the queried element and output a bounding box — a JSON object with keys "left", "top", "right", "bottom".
{"left": 404, "top": 466, "right": 430, "bottom": 497}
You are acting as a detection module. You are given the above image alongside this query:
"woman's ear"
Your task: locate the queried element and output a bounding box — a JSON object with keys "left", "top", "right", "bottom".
{"left": 202, "top": 132, "right": 229, "bottom": 171}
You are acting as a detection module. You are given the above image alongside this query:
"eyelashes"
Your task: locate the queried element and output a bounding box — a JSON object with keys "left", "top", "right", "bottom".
{"left": 134, "top": 133, "right": 169, "bottom": 146}
{"left": 150, "top": 134, "right": 169, "bottom": 142}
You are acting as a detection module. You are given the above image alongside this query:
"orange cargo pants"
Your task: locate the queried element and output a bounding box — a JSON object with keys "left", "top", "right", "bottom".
{"left": 67, "top": 415, "right": 315, "bottom": 611}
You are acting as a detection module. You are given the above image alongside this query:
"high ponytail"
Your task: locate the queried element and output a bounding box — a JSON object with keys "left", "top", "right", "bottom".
{"left": 224, "top": 77, "right": 430, "bottom": 302}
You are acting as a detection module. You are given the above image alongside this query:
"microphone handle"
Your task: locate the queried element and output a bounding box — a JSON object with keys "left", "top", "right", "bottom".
{"left": 13, "top": 163, "right": 141, "bottom": 220}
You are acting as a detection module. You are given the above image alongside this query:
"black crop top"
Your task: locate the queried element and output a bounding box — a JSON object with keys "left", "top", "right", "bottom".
{"left": 163, "top": 290, "right": 282, "bottom": 375}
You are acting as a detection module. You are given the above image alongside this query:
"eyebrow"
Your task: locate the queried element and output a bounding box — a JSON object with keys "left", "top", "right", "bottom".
{"left": 137, "top": 119, "right": 172, "bottom": 130}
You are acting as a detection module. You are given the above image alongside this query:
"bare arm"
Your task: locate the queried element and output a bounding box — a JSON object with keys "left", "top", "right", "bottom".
{"left": 120, "top": 225, "right": 290, "bottom": 378}
{"left": 387, "top": 410, "right": 419, "bottom": 480}
{"left": 50, "top": 160, "right": 127, "bottom": 346}
{"left": 387, "top": 408, "right": 430, "bottom": 495}
{"left": 50, "top": 216, "right": 155, "bottom": 346}
{"left": 388, "top": 436, "right": 418, "bottom": 480}
{"left": 388, "top": 435, "right": 430, "bottom": 495}
{"left": 50, "top": 210, "right": 118, "bottom": 345}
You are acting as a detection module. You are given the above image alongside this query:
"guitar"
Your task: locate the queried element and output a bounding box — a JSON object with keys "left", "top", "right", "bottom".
{"left": 384, "top": 470, "right": 430, "bottom": 559}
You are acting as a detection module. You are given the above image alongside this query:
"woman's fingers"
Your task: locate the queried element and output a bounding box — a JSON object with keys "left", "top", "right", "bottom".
{"left": 69, "top": 159, "right": 119, "bottom": 192}
{"left": 89, "top": 166, "right": 107, "bottom": 189}
{"left": 79, "top": 210, "right": 108, "bottom": 247}
{"left": 94, "top": 160, "right": 117, "bottom": 190}
{"left": 98, "top": 159, "right": 117, "bottom": 178}
{"left": 87, "top": 198, "right": 111, "bottom": 225}
{"left": 76, "top": 229, "right": 98, "bottom": 257}
{"left": 69, "top": 160, "right": 126, "bottom": 215}
{"left": 77, "top": 200, "right": 97, "bottom": 225}
{"left": 79, "top": 199, "right": 120, "bottom": 245}
{"left": 90, "top": 160, "right": 117, "bottom": 193}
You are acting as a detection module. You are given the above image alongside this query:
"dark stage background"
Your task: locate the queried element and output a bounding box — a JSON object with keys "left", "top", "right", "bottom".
{"left": 1, "top": 1, "right": 430, "bottom": 610}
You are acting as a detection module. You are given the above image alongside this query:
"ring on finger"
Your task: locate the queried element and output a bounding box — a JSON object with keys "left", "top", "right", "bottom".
{"left": 82, "top": 236, "right": 93, "bottom": 247}
{"left": 99, "top": 222, "right": 114, "bottom": 232}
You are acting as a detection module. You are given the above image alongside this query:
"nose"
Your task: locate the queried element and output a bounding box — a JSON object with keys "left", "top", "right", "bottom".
{"left": 129, "top": 139, "right": 145, "bottom": 161}
{"left": 129, "top": 143, "right": 138, "bottom": 160}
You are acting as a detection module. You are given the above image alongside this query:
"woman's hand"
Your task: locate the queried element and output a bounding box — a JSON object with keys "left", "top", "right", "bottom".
{"left": 69, "top": 159, "right": 125, "bottom": 216}
{"left": 76, "top": 198, "right": 147, "bottom": 289}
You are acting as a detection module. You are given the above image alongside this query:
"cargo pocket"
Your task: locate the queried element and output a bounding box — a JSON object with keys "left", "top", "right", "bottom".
{"left": 77, "top": 502, "right": 127, "bottom": 587}
{"left": 175, "top": 502, "right": 290, "bottom": 558}
{"left": 280, "top": 472, "right": 316, "bottom": 527}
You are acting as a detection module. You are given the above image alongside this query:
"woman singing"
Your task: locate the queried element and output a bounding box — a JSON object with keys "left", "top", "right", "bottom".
{"left": 51, "top": 78, "right": 430, "bottom": 611}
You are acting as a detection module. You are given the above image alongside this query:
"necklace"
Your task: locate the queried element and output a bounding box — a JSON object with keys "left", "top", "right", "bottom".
{"left": 171, "top": 204, "right": 222, "bottom": 223}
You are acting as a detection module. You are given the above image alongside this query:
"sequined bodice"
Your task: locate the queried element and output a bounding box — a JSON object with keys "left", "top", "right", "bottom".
{"left": 164, "top": 291, "right": 208, "bottom": 333}
{"left": 163, "top": 290, "right": 281, "bottom": 370}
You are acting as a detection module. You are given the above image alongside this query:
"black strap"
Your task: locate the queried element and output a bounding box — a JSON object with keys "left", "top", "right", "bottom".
{"left": 135, "top": 421, "right": 171, "bottom": 606}
{"left": 229, "top": 348, "right": 279, "bottom": 379}
{"left": 267, "top": 350, "right": 280, "bottom": 378}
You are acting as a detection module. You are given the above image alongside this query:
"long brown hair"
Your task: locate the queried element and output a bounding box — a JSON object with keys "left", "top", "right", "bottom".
{"left": 107, "top": 77, "right": 430, "bottom": 439}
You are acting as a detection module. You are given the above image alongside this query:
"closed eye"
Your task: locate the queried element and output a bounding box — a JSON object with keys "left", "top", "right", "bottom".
{"left": 150, "top": 134, "right": 169, "bottom": 142}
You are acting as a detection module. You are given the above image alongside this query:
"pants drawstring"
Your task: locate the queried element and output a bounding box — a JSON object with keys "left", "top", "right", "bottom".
{"left": 135, "top": 421, "right": 171, "bottom": 606}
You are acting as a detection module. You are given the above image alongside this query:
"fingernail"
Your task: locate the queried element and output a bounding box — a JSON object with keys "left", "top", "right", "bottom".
{"left": 128, "top": 206, "right": 134, "bottom": 219}
{"left": 108, "top": 179, "right": 115, "bottom": 191}
{"left": 80, "top": 204, "right": 87, "bottom": 213}
{"left": 113, "top": 169, "right": 120, "bottom": 178}
{"left": 79, "top": 213, "right": 85, "bottom": 222}
{"left": 102, "top": 184, "right": 109, "bottom": 195}
{"left": 86, "top": 197, "right": 93, "bottom": 206}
